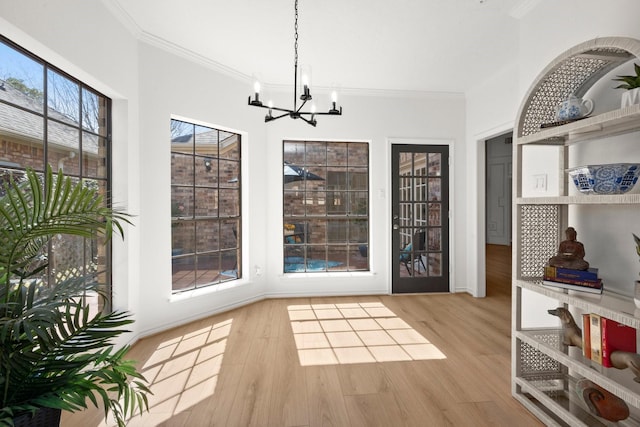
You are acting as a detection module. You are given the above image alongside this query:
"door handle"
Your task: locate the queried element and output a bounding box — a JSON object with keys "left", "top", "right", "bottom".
{"left": 393, "top": 224, "right": 399, "bottom": 230}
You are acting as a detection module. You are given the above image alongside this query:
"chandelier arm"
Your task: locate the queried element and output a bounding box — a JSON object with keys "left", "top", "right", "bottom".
{"left": 265, "top": 112, "right": 290, "bottom": 122}
{"left": 304, "top": 108, "right": 343, "bottom": 116}
{"left": 299, "top": 115, "right": 317, "bottom": 127}
{"left": 269, "top": 105, "right": 295, "bottom": 114}
{"left": 295, "top": 97, "right": 308, "bottom": 114}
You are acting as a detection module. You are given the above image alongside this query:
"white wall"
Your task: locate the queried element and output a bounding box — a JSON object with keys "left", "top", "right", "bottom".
{"left": 0, "top": 1, "right": 467, "bottom": 340}
{"left": 9, "top": 0, "right": 640, "bottom": 341}
{"left": 466, "top": 0, "right": 640, "bottom": 323}
{"left": 465, "top": 0, "right": 640, "bottom": 299}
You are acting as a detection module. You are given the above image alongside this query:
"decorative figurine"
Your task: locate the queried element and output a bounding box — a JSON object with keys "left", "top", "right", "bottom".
{"left": 547, "top": 307, "right": 582, "bottom": 347}
{"left": 576, "top": 379, "right": 629, "bottom": 421}
{"left": 548, "top": 227, "right": 590, "bottom": 270}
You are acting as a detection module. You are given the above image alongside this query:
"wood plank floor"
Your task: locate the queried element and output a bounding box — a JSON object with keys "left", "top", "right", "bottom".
{"left": 63, "top": 244, "right": 542, "bottom": 427}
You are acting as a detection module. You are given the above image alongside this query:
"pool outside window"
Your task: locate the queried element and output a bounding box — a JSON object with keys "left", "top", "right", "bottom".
{"left": 283, "top": 140, "right": 369, "bottom": 273}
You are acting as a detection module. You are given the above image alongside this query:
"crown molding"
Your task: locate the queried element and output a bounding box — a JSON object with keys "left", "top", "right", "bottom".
{"left": 101, "top": 0, "right": 143, "bottom": 37}
{"left": 137, "top": 31, "right": 250, "bottom": 82}
{"left": 101, "top": 0, "right": 464, "bottom": 100}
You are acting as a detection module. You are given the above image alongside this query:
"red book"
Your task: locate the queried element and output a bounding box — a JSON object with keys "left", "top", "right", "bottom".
{"left": 601, "top": 317, "right": 637, "bottom": 368}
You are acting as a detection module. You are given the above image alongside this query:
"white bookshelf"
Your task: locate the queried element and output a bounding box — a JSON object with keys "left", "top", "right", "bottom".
{"left": 512, "top": 37, "right": 640, "bottom": 426}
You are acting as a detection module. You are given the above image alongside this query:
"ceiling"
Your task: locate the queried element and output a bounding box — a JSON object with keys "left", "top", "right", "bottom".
{"left": 104, "top": 0, "right": 538, "bottom": 94}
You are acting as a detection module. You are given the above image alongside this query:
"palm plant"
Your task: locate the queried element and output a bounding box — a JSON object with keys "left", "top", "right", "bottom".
{"left": 613, "top": 62, "right": 640, "bottom": 90}
{"left": 0, "top": 165, "right": 149, "bottom": 426}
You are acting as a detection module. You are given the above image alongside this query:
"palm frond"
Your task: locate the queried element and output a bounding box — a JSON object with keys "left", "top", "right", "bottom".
{"left": 0, "top": 164, "right": 147, "bottom": 426}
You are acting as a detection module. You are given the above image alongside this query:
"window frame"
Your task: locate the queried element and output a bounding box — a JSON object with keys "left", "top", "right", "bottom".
{"left": 170, "top": 117, "right": 242, "bottom": 293}
{"left": 0, "top": 35, "right": 113, "bottom": 309}
{"left": 283, "top": 140, "right": 370, "bottom": 273}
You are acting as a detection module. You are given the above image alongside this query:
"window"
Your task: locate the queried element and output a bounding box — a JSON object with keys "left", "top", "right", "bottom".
{"left": 283, "top": 140, "right": 369, "bottom": 273}
{"left": 170, "top": 119, "right": 241, "bottom": 292}
{"left": 0, "top": 36, "right": 112, "bottom": 309}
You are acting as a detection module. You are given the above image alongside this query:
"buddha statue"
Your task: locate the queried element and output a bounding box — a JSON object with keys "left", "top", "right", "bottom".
{"left": 548, "top": 227, "right": 589, "bottom": 270}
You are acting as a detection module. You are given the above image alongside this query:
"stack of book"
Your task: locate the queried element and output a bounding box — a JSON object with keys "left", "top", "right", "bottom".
{"left": 582, "top": 314, "right": 637, "bottom": 366}
{"left": 543, "top": 265, "right": 603, "bottom": 294}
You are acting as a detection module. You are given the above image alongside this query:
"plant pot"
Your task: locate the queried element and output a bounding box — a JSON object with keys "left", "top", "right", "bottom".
{"left": 621, "top": 88, "right": 640, "bottom": 108}
{"left": 13, "top": 407, "right": 61, "bottom": 427}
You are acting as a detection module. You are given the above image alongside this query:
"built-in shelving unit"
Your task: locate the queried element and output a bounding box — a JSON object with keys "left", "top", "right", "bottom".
{"left": 512, "top": 37, "right": 640, "bottom": 426}
{"left": 518, "top": 104, "right": 640, "bottom": 146}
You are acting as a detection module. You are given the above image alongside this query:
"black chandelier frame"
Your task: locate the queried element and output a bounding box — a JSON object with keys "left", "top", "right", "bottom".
{"left": 247, "top": 0, "right": 342, "bottom": 127}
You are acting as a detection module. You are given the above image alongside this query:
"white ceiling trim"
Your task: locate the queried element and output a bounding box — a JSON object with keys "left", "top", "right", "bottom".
{"left": 101, "top": 0, "right": 142, "bottom": 37}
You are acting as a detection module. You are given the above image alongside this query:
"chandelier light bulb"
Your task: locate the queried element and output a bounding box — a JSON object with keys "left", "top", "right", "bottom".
{"left": 331, "top": 91, "right": 338, "bottom": 103}
{"left": 254, "top": 81, "right": 261, "bottom": 94}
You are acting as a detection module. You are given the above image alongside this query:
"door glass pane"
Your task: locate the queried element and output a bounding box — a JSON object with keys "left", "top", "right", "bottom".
{"left": 428, "top": 203, "right": 441, "bottom": 226}
{"left": 428, "top": 178, "right": 441, "bottom": 201}
{"left": 428, "top": 228, "right": 441, "bottom": 251}
{"left": 428, "top": 153, "right": 441, "bottom": 176}
{"left": 414, "top": 153, "right": 427, "bottom": 176}
{"left": 428, "top": 253, "right": 442, "bottom": 276}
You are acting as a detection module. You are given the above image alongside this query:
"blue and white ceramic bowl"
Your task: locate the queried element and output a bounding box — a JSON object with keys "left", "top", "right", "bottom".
{"left": 568, "top": 163, "right": 640, "bottom": 194}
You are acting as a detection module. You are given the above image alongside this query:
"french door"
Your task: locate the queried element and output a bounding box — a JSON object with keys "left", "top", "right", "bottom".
{"left": 391, "top": 144, "right": 449, "bottom": 293}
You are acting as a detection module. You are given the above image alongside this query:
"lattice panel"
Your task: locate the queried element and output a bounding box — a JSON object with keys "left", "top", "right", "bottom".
{"left": 530, "top": 331, "right": 561, "bottom": 349}
{"left": 519, "top": 205, "right": 560, "bottom": 278}
{"left": 520, "top": 49, "right": 630, "bottom": 137}
{"left": 519, "top": 340, "right": 561, "bottom": 376}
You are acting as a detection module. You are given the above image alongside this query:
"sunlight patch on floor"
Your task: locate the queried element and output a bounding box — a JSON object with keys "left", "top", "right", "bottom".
{"left": 98, "top": 318, "right": 233, "bottom": 426}
{"left": 288, "top": 302, "right": 445, "bottom": 366}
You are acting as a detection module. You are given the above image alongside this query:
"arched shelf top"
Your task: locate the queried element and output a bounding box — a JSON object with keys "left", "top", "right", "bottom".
{"left": 516, "top": 37, "right": 640, "bottom": 138}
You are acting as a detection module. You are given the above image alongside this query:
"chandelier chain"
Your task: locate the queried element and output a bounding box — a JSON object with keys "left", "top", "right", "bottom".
{"left": 294, "top": 0, "right": 299, "bottom": 68}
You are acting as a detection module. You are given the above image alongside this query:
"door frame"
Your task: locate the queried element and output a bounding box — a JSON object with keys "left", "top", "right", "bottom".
{"left": 387, "top": 138, "right": 455, "bottom": 294}
{"left": 474, "top": 123, "right": 514, "bottom": 298}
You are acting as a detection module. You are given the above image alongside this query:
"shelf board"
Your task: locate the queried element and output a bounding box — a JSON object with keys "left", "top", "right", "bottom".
{"left": 517, "top": 194, "right": 640, "bottom": 205}
{"left": 518, "top": 105, "right": 640, "bottom": 146}
{"left": 516, "top": 329, "right": 640, "bottom": 409}
{"left": 514, "top": 376, "right": 603, "bottom": 426}
{"left": 515, "top": 280, "right": 640, "bottom": 329}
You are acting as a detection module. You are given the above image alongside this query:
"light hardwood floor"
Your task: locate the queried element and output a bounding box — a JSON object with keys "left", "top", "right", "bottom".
{"left": 63, "top": 244, "right": 542, "bottom": 427}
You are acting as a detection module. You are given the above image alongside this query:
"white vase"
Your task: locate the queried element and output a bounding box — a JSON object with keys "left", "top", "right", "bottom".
{"left": 635, "top": 281, "right": 640, "bottom": 308}
{"left": 621, "top": 88, "right": 640, "bottom": 108}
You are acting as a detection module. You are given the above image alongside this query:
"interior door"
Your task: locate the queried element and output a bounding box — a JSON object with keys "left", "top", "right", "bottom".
{"left": 392, "top": 144, "right": 449, "bottom": 293}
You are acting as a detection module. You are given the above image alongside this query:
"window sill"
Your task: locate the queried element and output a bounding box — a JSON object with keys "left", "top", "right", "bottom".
{"left": 281, "top": 271, "right": 375, "bottom": 279}
{"left": 169, "top": 278, "right": 249, "bottom": 302}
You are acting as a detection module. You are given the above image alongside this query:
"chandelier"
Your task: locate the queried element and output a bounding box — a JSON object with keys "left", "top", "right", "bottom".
{"left": 248, "top": 0, "right": 342, "bottom": 127}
